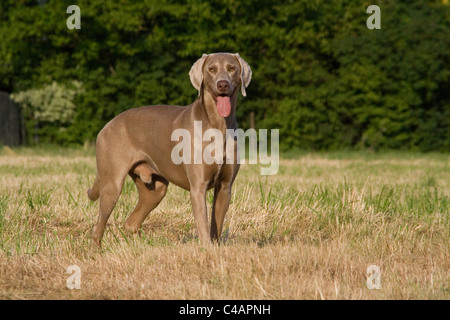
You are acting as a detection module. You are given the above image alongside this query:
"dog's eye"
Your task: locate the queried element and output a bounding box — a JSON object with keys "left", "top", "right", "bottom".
{"left": 228, "top": 66, "right": 236, "bottom": 72}
{"left": 208, "top": 67, "right": 216, "bottom": 73}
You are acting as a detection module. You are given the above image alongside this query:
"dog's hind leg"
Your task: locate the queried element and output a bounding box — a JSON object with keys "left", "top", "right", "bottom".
{"left": 124, "top": 170, "right": 168, "bottom": 233}
{"left": 87, "top": 175, "right": 100, "bottom": 201}
{"left": 91, "top": 165, "right": 128, "bottom": 247}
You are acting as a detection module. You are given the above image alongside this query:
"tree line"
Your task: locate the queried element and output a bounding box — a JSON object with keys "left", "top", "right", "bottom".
{"left": 0, "top": 0, "right": 448, "bottom": 151}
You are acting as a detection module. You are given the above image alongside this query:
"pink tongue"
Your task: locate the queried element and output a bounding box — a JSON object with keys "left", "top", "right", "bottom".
{"left": 216, "top": 96, "right": 231, "bottom": 117}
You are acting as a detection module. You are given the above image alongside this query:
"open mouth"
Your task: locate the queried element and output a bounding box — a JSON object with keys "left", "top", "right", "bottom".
{"left": 215, "top": 94, "right": 231, "bottom": 117}
{"left": 211, "top": 92, "right": 230, "bottom": 101}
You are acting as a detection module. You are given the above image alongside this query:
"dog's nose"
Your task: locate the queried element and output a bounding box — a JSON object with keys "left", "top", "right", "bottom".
{"left": 217, "top": 80, "right": 230, "bottom": 93}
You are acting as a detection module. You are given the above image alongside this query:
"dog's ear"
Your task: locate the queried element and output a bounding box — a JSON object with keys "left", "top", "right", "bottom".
{"left": 189, "top": 54, "right": 209, "bottom": 96}
{"left": 233, "top": 53, "right": 252, "bottom": 97}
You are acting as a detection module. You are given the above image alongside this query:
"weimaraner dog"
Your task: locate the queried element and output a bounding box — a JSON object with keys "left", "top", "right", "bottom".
{"left": 88, "top": 52, "right": 252, "bottom": 247}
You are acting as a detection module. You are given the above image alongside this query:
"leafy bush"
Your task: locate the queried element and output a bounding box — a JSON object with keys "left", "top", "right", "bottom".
{"left": 10, "top": 81, "right": 83, "bottom": 144}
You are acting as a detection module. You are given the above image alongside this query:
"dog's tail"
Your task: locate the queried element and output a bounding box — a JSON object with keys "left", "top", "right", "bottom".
{"left": 87, "top": 175, "right": 99, "bottom": 201}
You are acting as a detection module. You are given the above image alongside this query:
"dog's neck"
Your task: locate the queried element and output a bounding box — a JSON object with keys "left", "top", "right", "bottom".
{"left": 195, "top": 88, "right": 238, "bottom": 132}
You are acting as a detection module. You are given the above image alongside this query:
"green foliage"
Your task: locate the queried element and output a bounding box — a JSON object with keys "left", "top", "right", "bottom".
{"left": 0, "top": 0, "right": 448, "bottom": 151}
{"left": 10, "top": 81, "right": 83, "bottom": 145}
{"left": 11, "top": 81, "right": 82, "bottom": 124}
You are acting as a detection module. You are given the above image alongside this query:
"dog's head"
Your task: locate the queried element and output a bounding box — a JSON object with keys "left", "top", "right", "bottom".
{"left": 189, "top": 52, "right": 252, "bottom": 98}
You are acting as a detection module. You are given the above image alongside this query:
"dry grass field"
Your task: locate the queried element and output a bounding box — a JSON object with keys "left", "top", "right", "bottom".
{"left": 0, "top": 146, "right": 448, "bottom": 299}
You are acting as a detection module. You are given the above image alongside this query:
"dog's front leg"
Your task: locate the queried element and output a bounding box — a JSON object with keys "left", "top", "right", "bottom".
{"left": 190, "top": 185, "right": 210, "bottom": 244}
{"left": 210, "top": 184, "right": 231, "bottom": 242}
